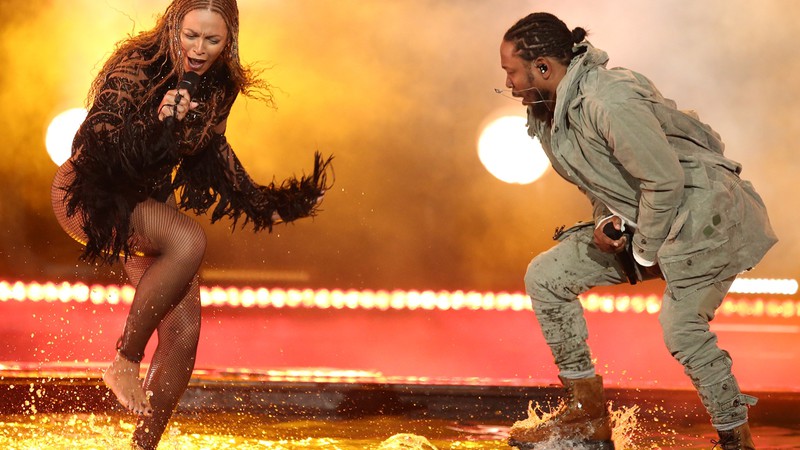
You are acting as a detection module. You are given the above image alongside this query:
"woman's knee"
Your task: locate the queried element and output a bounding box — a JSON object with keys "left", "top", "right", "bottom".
{"left": 180, "top": 219, "right": 207, "bottom": 258}
{"left": 156, "top": 215, "right": 207, "bottom": 267}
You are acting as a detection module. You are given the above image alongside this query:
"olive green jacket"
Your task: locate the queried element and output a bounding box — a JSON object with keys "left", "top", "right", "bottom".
{"left": 528, "top": 42, "right": 777, "bottom": 298}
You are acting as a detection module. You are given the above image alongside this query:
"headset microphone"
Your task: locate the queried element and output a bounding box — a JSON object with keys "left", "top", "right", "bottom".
{"left": 495, "top": 86, "right": 539, "bottom": 94}
{"left": 493, "top": 86, "right": 555, "bottom": 107}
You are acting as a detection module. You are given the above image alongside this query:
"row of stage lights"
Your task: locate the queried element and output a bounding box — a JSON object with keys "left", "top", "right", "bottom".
{"left": 0, "top": 279, "right": 798, "bottom": 318}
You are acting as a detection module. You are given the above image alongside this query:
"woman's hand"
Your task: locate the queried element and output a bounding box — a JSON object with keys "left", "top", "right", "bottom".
{"left": 157, "top": 88, "right": 198, "bottom": 122}
{"left": 594, "top": 216, "right": 628, "bottom": 254}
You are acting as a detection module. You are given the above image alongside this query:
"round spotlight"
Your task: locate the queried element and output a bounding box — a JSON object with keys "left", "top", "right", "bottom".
{"left": 46, "top": 108, "right": 87, "bottom": 166}
{"left": 477, "top": 115, "right": 549, "bottom": 185}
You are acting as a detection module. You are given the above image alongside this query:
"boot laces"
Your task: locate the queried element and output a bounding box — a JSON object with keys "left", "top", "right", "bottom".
{"left": 710, "top": 431, "right": 741, "bottom": 450}
{"left": 565, "top": 383, "right": 577, "bottom": 406}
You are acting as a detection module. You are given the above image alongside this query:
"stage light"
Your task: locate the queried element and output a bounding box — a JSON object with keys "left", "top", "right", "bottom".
{"left": 2, "top": 279, "right": 798, "bottom": 318}
{"left": 477, "top": 115, "right": 549, "bottom": 185}
{"left": 730, "top": 278, "right": 798, "bottom": 295}
{"left": 45, "top": 108, "right": 86, "bottom": 166}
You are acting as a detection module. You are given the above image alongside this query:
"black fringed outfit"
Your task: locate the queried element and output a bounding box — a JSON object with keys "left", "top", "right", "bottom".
{"left": 52, "top": 47, "right": 331, "bottom": 265}
{"left": 50, "top": 46, "right": 332, "bottom": 450}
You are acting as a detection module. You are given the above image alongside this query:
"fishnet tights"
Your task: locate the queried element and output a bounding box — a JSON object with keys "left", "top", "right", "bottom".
{"left": 51, "top": 161, "right": 206, "bottom": 449}
{"left": 125, "top": 255, "right": 201, "bottom": 450}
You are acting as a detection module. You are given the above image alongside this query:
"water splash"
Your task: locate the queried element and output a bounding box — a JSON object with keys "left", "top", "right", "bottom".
{"left": 511, "top": 400, "right": 564, "bottom": 431}
{"left": 377, "top": 433, "right": 438, "bottom": 449}
{"left": 507, "top": 400, "right": 660, "bottom": 450}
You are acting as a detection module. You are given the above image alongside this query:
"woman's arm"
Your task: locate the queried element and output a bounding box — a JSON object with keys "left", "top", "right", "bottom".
{"left": 173, "top": 92, "right": 332, "bottom": 231}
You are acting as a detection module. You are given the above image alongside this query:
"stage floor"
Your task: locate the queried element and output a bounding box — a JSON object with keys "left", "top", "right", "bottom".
{"left": 2, "top": 282, "right": 799, "bottom": 447}
{"left": 1, "top": 363, "right": 798, "bottom": 449}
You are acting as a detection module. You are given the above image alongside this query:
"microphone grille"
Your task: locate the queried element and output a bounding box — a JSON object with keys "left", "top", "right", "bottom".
{"left": 179, "top": 71, "right": 201, "bottom": 95}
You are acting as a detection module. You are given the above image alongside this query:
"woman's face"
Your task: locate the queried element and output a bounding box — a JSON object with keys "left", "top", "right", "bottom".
{"left": 179, "top": 8, "right": 229, "bottom": 75}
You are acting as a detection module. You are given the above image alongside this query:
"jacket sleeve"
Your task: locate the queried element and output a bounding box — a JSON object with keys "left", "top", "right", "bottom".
{"left": 589, "top": 96, "right": 684, "bottom": 262}
{"left": 582, "top": 187, "right": 612, "bottom": 225}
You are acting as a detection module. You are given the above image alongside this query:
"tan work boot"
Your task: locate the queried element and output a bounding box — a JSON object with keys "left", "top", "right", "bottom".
{"left": 508, "top": 375, "right": 613, "bottom": 449}
{"left": 712, "top": 422, "right": 756, "bottom": 450}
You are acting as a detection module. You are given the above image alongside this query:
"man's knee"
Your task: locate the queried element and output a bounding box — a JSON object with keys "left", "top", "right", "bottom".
{"left": 659, "top": 309, "right": 730, "bottom": 377}
{"left": 660, "top": 324, "right": 693, "bottom": 357}
{"left": 524, "top": 255, "right": 553, "bottom": 301}
{"left": 658, "top": 309, "right": 698, "bottom": 356}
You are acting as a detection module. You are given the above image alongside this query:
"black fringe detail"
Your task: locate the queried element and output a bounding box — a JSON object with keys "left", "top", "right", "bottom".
{"left": 173, "top": 136, "right": 333, "bottom": 233}
{"left": 63, "top": 112, "right": 331, "bottom": 266}
{"left": 63, "top": 111, "right": 180, "bottom": 265}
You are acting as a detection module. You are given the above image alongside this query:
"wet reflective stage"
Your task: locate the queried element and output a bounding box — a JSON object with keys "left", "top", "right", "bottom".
{"left": 1, "top": 366, "right": 798, "bottom": 449}
{"left": 3, "top": 282, "right": 799, "bottom": 448}
{"left": 3, "top": 413, "right": 800, "bottom": 449}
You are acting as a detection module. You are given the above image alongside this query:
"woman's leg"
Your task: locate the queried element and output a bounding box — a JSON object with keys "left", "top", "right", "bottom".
{"left": 123, "top": 255, "right": 201, "bottom": 450}
{"left": 53, "top": 163, "right": 206, "bottom": 444}
{"left": 103, "top": 198, "right": 206, "bottom": 416}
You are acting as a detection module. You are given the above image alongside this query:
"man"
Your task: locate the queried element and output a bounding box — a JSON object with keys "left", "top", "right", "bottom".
{"left": 499, "top": 12, "right": 777, "bottom": 450}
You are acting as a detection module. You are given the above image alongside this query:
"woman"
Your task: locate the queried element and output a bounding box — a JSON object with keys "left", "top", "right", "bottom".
{"left": 50, "top": 0, "right": 331, "bottom": 448}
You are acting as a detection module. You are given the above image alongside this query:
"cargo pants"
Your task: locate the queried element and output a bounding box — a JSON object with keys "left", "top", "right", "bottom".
{"left": 523, "top": 223, "right": 755, "bottom": 430}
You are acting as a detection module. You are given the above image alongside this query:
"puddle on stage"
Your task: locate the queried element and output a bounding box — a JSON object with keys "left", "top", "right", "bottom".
{"left": 1, "top": 410, "right": 798, "bottom": 449}
{"left": 1, "top": 366, "right": 798, "bottom": 449}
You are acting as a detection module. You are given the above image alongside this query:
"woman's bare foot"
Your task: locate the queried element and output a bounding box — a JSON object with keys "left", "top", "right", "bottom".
{"left": 103, "top": 352, "right": 153, "bottom": 416}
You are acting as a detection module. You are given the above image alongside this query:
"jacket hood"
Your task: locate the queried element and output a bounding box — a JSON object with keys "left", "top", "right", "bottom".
{"left": 552, "top": 41, "right": 609, "bottom": 125}
{"left": 526, "top": 41, "right": 609, "bottom": 136}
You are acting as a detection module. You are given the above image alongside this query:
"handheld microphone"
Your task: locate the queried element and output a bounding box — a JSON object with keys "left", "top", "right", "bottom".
{"left": 165, "top": 71, "right": 200, "bottom": 128}
{"left": 602, "top": 222, "right": 638, "bottom": 285}
{"left": 601, "top": 221, "right": 623, "bottom": 240}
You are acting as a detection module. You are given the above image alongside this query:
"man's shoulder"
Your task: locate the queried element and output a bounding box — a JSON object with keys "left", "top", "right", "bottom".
{"left": 574, "top": 66, "right": 662, "bottom": 113}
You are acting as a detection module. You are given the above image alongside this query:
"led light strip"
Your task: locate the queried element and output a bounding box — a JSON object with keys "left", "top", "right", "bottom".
{"left": 730, "top": 277, "right": 798, "bottom": 295}
{"left": 0, "top": 280, "right": 798, "bottom": 317}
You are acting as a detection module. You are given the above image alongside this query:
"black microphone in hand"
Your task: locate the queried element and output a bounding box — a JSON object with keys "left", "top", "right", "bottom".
{"left": 164, "top": 71, "right": 200, "bottom": 128}
{"left": 602, "top": 222, "right": 623, "bottom": 240}
{"left": 602, "top": 222, "right": 639, "bottom": 285}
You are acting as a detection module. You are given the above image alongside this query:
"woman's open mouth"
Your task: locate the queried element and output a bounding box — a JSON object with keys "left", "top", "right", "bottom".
{"left": 187, "top": 57, "right": 206, "bottom": 71}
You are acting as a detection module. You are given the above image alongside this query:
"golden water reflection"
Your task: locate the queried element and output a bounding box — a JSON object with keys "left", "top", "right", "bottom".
{"left": 0, "top": 412, "right": 509, "bottom": 449}
{"left": 1, "top": 408, "right": 797, "bottom": 449}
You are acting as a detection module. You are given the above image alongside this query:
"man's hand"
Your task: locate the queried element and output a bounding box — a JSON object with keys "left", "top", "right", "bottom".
{"left": 594, "top": 216, "right": 627, "bottom": 254}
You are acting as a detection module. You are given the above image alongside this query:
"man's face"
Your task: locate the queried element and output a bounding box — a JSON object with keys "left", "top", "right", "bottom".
{"left": 500, "top": 40, "right": 552, "bottom": 121}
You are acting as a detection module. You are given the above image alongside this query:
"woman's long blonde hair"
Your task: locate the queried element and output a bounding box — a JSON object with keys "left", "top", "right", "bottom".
{"left": 87, "top": 0, "right": 271, "bottom": 108}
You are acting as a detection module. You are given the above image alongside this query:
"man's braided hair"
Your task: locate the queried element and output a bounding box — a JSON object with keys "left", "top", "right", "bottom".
{"left": 503, "top": 12, "right": 588, "bottom": 66}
